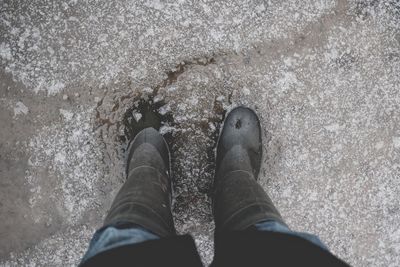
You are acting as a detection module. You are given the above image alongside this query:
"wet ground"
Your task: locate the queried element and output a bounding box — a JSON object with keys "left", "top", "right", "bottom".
{"left": 1, "top": 0, "right": 400, "bottom": 266}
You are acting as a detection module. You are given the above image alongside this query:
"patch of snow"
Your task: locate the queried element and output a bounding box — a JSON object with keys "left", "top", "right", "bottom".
{"left": 158, "top": 104, "right": 171, "bottom": 115}
{"left": 133, "top": 112, "right": 142, "bottom": 122}
{"left": 375, "top": 141, "right": 384, "bottom": 150}
{"left": 13, "top": 101, "right": 29, "bottom": 117}
{"left": 276, "top": 71, "right": 301, "bottom": 92}
{"left": 393, "top": 137, "right": 400, "bottom": 149}
{"left": 324, "top": 123, "right": 341, "bottom": 133}
{"left": 242, "top": 87, "right": 250, "bottom": 95}
{"left": 0, "top": 42, "right": 12, "bottom": 61}
{"left": 59, "top": 109, "right": 74, "bottom": 121}
{"left": 159, "top": 125, "right": 175, "bottom": 135}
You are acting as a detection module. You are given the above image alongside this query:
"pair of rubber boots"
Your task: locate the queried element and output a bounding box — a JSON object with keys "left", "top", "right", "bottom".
{"left": 104, "top": 107, "right": 285, "bottom": 237}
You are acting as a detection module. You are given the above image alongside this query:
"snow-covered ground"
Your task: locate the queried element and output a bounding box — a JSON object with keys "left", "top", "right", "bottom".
{"left": 1, "top": 0, "right": 400, "bottom": 266}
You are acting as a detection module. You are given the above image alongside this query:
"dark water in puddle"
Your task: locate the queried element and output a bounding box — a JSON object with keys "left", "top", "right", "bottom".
{"left": 122, "top": 96, "right": 174, "bottom": 142}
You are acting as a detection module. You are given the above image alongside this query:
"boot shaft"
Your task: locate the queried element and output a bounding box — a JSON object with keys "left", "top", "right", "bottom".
{"left": 104, "top": 128, "right": 175, "bottom": 237}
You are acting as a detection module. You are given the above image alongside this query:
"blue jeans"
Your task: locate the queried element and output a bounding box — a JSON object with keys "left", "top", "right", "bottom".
{"left": 80, "top": 220, "right": 328, "bottom": 264}
{"left": 254, "top": 220, "right": 328, "bottom": 250}
{"left": 80, "top": 224, "right": 159, "bottom": 265}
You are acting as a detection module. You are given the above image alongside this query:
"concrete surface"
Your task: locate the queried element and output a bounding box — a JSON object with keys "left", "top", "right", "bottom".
{"left": 1, "top": 0, "right": 399, "bottom": 266}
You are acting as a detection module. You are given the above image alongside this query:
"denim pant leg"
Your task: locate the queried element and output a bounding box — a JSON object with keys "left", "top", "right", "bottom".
{"left": 255, "top": 220, "right": 329, "bottom": 251}
{"left": 80, "top": 224, "right": 160, "bottom": 265}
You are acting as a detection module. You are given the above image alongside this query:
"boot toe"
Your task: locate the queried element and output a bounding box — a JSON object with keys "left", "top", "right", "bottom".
{"left": 216, "top": 106, "right": 262, "bottom": 177}
{"left": 221, "top": 107, "right": 261, "bottom": 149}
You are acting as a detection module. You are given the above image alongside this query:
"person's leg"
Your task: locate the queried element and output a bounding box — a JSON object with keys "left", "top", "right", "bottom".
{"left": 80, "top": 128, "right": 175, "bottom": 265}
{"left": 213, "top": 106, "right": 285, "bottom": 232}
{"left": 212, "top": 106, "right": 328, "bottom": 249}
{"left": 80, "top": 223, "right": 159, "bottom": 264}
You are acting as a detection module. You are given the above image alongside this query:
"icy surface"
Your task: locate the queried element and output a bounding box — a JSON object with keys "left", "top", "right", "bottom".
{"left": 1, "top": 0, "right": 400, "bottom": 266}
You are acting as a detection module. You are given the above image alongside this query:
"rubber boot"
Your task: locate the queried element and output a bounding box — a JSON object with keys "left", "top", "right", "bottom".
{"left": 213, "top": 107, "right": 285, "bottom": 233}
{"left": 103, "top": 127, "right": 176, "bottom": 237}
